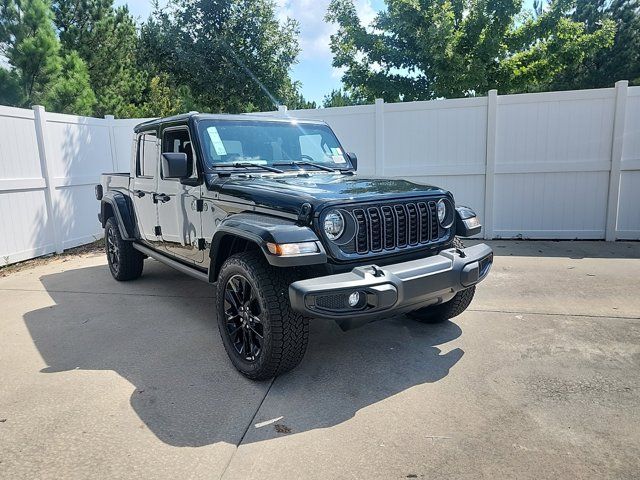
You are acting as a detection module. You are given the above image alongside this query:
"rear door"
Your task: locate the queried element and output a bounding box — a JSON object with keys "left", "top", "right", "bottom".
{"left": 131, "top": 132, "right": 160, "bottom": 243}
{"left": 156, "top": 126, "right": 204, "bottom": 264}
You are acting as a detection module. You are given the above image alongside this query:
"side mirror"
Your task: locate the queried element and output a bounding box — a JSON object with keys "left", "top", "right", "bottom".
{"left": 346, "top": 152, "right": 358, "bottom": 171}
{"left": 161, "top": 152, "right": 189, "bottom": 179}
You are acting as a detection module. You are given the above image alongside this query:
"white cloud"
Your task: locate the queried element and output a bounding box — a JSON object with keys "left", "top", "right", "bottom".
{"left": 277, "top": 0, "right": 377, "bottom": 61}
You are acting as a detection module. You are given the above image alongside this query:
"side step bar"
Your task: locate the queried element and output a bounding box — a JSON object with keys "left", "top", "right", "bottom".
{"left": 133, "top": 243, "right": 210, "bottom": 283}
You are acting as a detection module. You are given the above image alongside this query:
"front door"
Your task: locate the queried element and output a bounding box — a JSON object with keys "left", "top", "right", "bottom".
{"left": 156, "top": 126, "right": 204, "bottom": 264}
{"left": 131, "top": 132, "right": 160, "bottom": 243}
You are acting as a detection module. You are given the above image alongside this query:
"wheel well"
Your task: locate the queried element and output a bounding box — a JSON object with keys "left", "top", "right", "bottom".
{"left": 210, "top": 234, "right": 261, "bottom": 282}
{"left": 102, "top": 202, "right": 114, "bottom": 227}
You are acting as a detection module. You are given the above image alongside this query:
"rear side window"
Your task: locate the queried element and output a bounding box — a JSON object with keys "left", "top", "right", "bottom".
{"left": 137, "top": 133, "right": 158, "bottom": 177}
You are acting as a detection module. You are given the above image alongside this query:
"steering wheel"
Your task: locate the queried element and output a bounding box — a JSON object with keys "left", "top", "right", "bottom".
{"left": 300, "top": 154, "right": 316, "bottom": 162}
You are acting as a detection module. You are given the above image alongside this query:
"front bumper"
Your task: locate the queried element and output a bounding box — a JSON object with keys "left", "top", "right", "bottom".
{"left": 289, "top": 243, "right": 493, "bottom": 320}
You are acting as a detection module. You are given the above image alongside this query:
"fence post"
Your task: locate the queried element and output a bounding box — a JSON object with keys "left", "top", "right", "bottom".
{"left": 483, "top": 89, "right": 498, "bottom": 240}
{"left": 33, "top": 105, "right": 63, "bottom": 254}
{"left": 105, "top": 115, "right": 118, "bottom": 171}
{"left": 605, "top": 80, "right": 628, "bottom": 241}
{"left": 375, "top": 98, "right": 385, "bottom": 176}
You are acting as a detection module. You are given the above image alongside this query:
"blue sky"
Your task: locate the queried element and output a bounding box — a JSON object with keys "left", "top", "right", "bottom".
{"left": 115, "top": 0, "right": 386, "bottom": 105}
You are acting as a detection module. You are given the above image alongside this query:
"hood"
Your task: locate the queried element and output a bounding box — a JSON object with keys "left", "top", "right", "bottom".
{"left": 206, "top": 173, "right": 449, "bottom": 217}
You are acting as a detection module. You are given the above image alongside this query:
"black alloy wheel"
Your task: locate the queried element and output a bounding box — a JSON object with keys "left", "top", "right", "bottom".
{"left": 104, "top": 217, "right": 144, "bottom": 281}
{"left": 223, "top": 274, "right": 264, "bottom": 362}
{"left": 106, "top": 223, "right": 120, "bottom": 273}
{"left": 215, "top": 251, "right": 309, "bottom": 380}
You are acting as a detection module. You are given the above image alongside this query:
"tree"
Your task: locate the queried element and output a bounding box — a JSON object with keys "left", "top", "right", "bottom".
{"left": 139, "top": 74, "right": 183, "bottom": 117}
{"left": 326, "top": 0, "right": 617, "bottom": 101}
{"left": 139, "top": 0, "right": 302, "bottom": 113}
{"left": 570, "top": 0, "right": 640, "bottom": 87}
{"left": 53, "top": 0, "right": 145, "bottom": 116}
{"left": 45, "top": 51, "right": 96, "bottom": 115}
{"left": 0, "top": 0, "right": 61, "bottom": 106}
{"left": 323, "top": 88, "right": 365, "bottom": 107}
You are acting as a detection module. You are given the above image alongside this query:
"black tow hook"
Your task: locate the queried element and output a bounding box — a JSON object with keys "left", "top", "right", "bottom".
{"left": 456, "top": 248, "right": 466, "bottom": 258}
{"left": 370, "top": 265, "right": 385, "bottom": 277}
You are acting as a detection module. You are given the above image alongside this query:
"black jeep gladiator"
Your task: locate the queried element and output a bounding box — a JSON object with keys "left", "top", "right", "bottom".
{"left": 96, "top": 113, "right": 493, "bottom": 379}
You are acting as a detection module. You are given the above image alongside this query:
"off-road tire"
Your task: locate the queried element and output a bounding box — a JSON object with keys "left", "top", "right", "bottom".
{"left": 407, "top": 237, "right": 475, "bottom": 324}
{"left": 216, "top": 251, "right": 309, "bottom": 380}
{"left": 105, "top": 217, "right": 144, "bottom": 281}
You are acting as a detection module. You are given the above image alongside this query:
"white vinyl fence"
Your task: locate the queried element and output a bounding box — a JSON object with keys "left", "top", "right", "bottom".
{"left": 1, "top": 81, "right": 638, "bottom": 265}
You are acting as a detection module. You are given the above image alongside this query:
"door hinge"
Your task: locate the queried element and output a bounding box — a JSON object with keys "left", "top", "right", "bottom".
{"left": 154, "top": 226, "right": 162, "bottom": 236}
{"left": 197, "top": 238, "right": 207, "bottom": 250}
{"left": 195, "top": 199, "right": 204, "bottom": 212}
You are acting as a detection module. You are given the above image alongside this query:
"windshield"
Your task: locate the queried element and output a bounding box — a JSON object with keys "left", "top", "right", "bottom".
{"left": 197, "top": 120, "right": 351, "bottom": 170}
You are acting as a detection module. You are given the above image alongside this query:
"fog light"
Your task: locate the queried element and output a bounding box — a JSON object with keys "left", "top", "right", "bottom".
{"left": 348, "top": 291, "right": 361, "bottom": 307}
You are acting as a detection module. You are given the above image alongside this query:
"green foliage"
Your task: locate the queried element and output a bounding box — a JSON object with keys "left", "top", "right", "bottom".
{"left": 139, "top": 0, "right": 302, "bottom": 113}
{"left": 326, "top": 0, "right": 618, "bottom": 100}
{"left": 323, "top": 88, "right": 366, "bottom": 107}
{"left": 0, "top": 0, "right": 61, "bottom": 106}
{"left": 139, "top": 74, "right": 184, "bottom": 117}
{"left": 45, "top": 51, "right": 96, "bottom": 115}
{"left": 52, "top": 0, "right": 145, "bottom": 116}
{"left": 571, "top": 0, "right": 640, "bottom": 87}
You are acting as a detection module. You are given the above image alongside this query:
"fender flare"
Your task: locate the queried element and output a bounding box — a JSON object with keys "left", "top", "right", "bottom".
{"left": 208, "top": 213, "right": 327, "bottom": 282}
{"left": 100, "top": 191, "right": 137, "bottom": 240}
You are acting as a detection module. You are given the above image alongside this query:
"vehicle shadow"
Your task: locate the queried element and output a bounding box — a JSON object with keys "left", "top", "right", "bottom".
{"left": 23, "top": 260, "right": 463, "bottom": 447}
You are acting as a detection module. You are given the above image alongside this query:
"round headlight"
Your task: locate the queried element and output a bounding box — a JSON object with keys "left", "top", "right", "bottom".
{"left": 437, "top": 199, "right": 454, "bottom": 228}
{"left": 323, "top": 210, "right": 345, "bottom": 240}
{"left": 437, "top": 199, "right": 447, "bottom": 223}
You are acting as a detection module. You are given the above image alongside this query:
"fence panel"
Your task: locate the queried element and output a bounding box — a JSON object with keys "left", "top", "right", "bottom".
{"left": 0, "top": 107, "right": 54, "bottom": 265}
{"left": 382, "top": 98, "right": 488, "bottom": 224}
{"left": 617, "top": 87, "right": 640, "bottom": 239}
{"left": 111, "top": 119, "right": 144, "bottom": 172}
{"left": 44, "top": 112, "right": 113, "bottom": 249}
{"left": 1, "top": 84, "right": 639, "bottom": 265}
{"left": 493, "top": 89, "right": 616, "bottom": 239}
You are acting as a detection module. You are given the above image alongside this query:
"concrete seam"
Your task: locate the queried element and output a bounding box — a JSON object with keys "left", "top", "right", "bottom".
{"left": 219, "top": 377, "right": 276, "bottom": 479}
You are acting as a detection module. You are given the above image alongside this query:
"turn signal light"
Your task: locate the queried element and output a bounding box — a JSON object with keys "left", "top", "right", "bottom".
{"left": 266, "top": 242, "right": 319, "bottom": 256}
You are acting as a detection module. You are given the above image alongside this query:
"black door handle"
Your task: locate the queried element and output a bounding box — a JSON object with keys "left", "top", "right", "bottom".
{"left": 133, "top": 189, "right": 145, "bottom": 198}
{"left": 153, "top": 193, "right": 170, "bottom": 203}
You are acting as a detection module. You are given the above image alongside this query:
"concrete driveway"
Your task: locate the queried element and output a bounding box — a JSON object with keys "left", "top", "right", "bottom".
{"left": 1, "top": 241, "right": 639, "bottom": 479}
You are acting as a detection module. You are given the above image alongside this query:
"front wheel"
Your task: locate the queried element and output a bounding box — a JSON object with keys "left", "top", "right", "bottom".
{"left": 407, "top": 237, "right": 475, "bottom": 324}
{"left": 215, "top": 251, "right": 309, "bottom": 380}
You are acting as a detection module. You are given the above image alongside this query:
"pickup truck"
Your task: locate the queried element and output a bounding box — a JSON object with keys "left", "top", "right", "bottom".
{"left": 96, "top": 113, "right": 493, "bottom": 380}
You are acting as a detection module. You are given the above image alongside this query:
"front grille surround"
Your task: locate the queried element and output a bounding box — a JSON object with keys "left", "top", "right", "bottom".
{"left": 320, "top": 197, "right": 453, "bottom": 260}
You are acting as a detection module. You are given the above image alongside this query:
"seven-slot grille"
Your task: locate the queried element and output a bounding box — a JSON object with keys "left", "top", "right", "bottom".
{"left": 347, "top": 200, "right": 446, "bottom": 255}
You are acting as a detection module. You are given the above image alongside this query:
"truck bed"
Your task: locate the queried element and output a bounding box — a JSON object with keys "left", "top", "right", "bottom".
{"left": 101, "top": 173, "right": 130, "bottom": 191}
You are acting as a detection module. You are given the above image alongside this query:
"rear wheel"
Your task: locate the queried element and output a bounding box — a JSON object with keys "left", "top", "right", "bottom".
{"left": 105, "top": 217, "right": 144, "bottom": 281}
{"left": 216, "top": 251, "right": 308, "bottom": 380}
{"left": 407, "top": 237, "right": 475, "bottom": 324}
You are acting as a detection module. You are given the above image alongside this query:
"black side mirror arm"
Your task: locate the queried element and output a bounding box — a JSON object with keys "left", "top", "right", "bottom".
{"left": 346, "top": 152, "right": 358, "bottom": 171}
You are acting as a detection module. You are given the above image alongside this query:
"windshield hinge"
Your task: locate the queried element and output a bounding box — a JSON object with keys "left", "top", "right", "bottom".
{"left": 195, "top": 199, "right": 204, "bottom": 212}
{"left": 297, "top": 202, "right": 313, "bottom": 225}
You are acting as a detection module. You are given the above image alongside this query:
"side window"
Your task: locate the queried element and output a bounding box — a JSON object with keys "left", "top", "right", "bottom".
{"left": 162, "top": 128, "right": 197, "bottom": 178}
{"left": 136, "top": 133, "right": 158, "bottom": 178}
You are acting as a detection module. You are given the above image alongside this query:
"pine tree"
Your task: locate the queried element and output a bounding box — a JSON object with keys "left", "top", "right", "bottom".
{"left": 0, "top": 0, "right": 61, "bottom": 106}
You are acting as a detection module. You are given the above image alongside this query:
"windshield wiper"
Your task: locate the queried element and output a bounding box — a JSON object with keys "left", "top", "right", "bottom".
{"left": 214, "top": 162, "right": 284, "bottom": 174}
{"left": 273, "top": 160, "right": 337, "bottom": 173}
